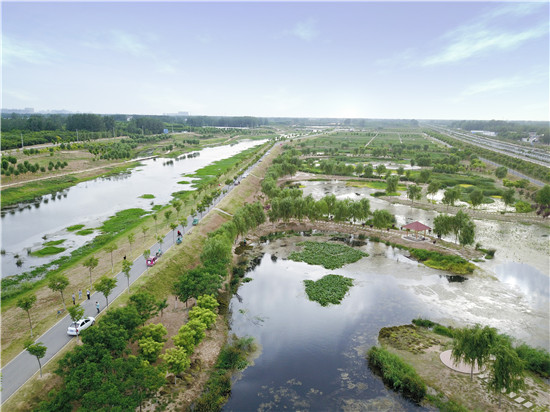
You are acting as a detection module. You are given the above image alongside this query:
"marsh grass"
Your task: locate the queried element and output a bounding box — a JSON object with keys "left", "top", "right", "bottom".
{"left": 66, "top": 224, "right": 85, "bottom": 232}
{"left": 31, "top": 246, "right": 66, "bottom": 256}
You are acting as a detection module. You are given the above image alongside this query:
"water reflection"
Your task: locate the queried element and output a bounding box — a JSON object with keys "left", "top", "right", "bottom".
{"left": 225, "top": 239, "right": 549, "bottom": 410}
{"left": 494, "top": 263, "right": 549, "bottom": 307}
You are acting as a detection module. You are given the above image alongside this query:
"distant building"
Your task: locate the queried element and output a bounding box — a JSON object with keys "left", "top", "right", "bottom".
{"left": 521, "top": 132, "right": 539, "bottom": 143}
{"left": 163, "top": 111, "right": 189, "bottom": 116}
{"left": 2, "top": 107, "right": 34, "bottom": 115}
{"left": 470, "top": 130, "right": 497, "bottom": 137}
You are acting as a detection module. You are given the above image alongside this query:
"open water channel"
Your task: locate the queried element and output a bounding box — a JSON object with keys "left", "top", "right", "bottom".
{"left": 224, "top": 179, "right": 549, "bottom": 411}
{"left": 1, "top": 140, "right": 266, "bottom": 278}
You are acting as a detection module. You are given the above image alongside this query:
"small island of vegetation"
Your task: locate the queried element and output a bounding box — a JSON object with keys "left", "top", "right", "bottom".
{"left": 304, "top": 274, "right": 354, "bottom": 306}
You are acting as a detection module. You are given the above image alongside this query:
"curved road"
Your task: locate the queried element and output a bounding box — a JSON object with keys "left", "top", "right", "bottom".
{"left": 1, "top": 144, "right": 274, "bottom": 404}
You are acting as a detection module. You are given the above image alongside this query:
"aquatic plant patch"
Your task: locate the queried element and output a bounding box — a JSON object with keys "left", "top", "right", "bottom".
{"left": 31, "top": 246, "right": 66, "bottom": 257}
{"left": 303, "top": 274, "right": 353, "bottom": 306}
{"left": 139, "top": 194, "right": 155, "bottom": 199}
{"left": 289, "top": 241, "right": 368, "bottom": 269}
{"left": 76, "top": 229, "right": 94, "bottom": 236}
{"left": 66, "top": 224, "right": 85, "bottom": 232}
{"left": 44, "top": 239, "right": 65, "bottom": 246}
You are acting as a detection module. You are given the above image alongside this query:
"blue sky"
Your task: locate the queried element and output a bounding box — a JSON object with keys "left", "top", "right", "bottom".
{"left": 2, "top": 1, "right": 548, "bottom": 120}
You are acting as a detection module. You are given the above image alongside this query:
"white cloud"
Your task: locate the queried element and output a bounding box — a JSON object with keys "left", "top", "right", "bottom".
{"left": 2, "top": 36, "right": 59, "bottom": 66}
{"left": 461, "top": 76, "right": 534, "bottom": 97}
{"left": 422, "top": 23, "right": 548, "bottom": 66}
{"left": 286, "top": 18, "right": 319, "bottom": 41}
{"left": 110, "top": 30, "right": 147, "bottom": 56}
{"left": 83, "top": 30, "right": 147, "bottom": 57}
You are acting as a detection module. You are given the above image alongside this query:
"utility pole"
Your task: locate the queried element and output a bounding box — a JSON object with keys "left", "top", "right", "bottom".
{"left": 113, "top": 126, "right": 115, "bottom": 138}
{"left": 21, "top": 132, "right": 24, "bottom": 149}
{"left": 76, "top": 129, "right": 79, "bottom": 142}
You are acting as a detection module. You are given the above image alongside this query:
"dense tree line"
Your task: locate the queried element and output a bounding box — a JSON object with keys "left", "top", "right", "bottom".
{"left": 185, "top": 116, "right": 267, "bottom": 128}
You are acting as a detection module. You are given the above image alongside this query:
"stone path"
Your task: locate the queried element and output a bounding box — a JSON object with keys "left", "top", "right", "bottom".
{"left": 440, "top": 349, "right": 538, "bottom": 409}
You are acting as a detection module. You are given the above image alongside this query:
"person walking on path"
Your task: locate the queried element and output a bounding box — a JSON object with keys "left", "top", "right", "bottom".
{"left": 96, "top": 301, "right": 100, "bottom": 314}
{"left": 86, "top": 289, "right": 91, "bottom": 300}
{"left": 78, "top": 289, "right": 82, "bottom": 300}
{"left": 72, "top": 293, "right": 76, "bottom": 305}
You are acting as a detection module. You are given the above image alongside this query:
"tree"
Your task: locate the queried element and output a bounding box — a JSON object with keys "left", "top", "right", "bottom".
{"left": 160, "top": 347, "right": 190, "bottom": 384}
{"left": 95, "top": 276, "right": 117, "bottom": 308}
{"left": 24, "top": 339, "right": 47, "bottom": 377}
{"left": 67, "top": 304, "right": 85, "bottom": 340}
{"left": 469, "top": 189, "right": 484, "bottom": 209}
{"left": 122, "top": 259, "right": 132, "bottom": 293}
{"left": 127, "top": 233, "right": 135, "bottom": 257}
{"left": 495, "top": 166, "right": 508, "bottom": 179}
{"left": 143, "top": 249, "right": 150, "bottom": 270}
{"left": 502, "top": 188, "right": 515, "bottom": 211}
{"left": 488, "top": 338, "right": 525, "bottom": 408}
{"left": 385, "top": 175, "right": 399, "bottom": 194}
{"left": 459, "top": 219, "right": 476, "bottom": 247}
{"left": 418, "top": 169, "right": 431, "bottom": 183}
{"left": 104, "top": 243, "right": 118, "bottom": 273}
{"left": 172, "top": 200, "right": 182, "bottom": 220}
{"left": 129, "top": 291, "right": 159, "bottom": 323}
{"left": 452, "top": 324, "right": 498, "bottom": 380}
{"left": 407, "top": 184, "right": 422, "bottom": 206}
{"left": 197, "top": 294, "right": 219, "bottom": 312}
{"left": 397, "top": 166, "right": 404, "bottom": 176}
{"left": 170, "top": 222, "right": 178, "bottom": 243}
{"left": 433, "top": 214, "right": 453, "bottom": 238}
{"left": 17, "top": 294, "right": 37, "bottom": 337}
{"left": 48, "top": 274, "right": 69, "bottom": 310}
{"left": 157, "top": 298, "right": 168, "bottom": 318}
{"left": 442, "top": 187, "right": 461, "bottom": 209}
{"left": 141, "top": 225, "right": 149, "bottom": 242}
{"left": 156, "top": 235, "right": 164, "bottom": 255}
{"left": 152, "top": 214, "right": 158, "bottom": 234}
{"left": 376, "top": 164, "right": 387, "bottom": 177}
{"left": 427, "top": 181, "right": 440, "bottom": 208}
{"left": 174, "top": 267, "right": 222, "bottom": 307}
{"left": 450, "top": 210, "right": 471, "bottom": 244}
{"left": 164, "top": 210, "right": 173, "bottom": 226}
{"left": 372, "top": 209, "right": 395, "bottom": 230}
{"left": 535, "top": 185, "right": 550, "bottom": 207}
{"left": 83, "top": 256, "right": 99, "bottom": 287}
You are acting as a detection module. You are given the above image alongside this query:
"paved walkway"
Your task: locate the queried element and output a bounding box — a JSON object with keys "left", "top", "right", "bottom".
{"left": 440, "top": 349, "right": 483, "bottom": 374}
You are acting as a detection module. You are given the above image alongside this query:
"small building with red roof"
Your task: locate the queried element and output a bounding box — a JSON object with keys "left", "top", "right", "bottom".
{"left": 402, "top": 221, "right": 431, "bottom": 239}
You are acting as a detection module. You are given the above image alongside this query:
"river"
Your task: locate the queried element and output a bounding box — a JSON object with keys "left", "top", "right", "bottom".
{"left": 1, "top": 140, "right": 266, "bottom": 278}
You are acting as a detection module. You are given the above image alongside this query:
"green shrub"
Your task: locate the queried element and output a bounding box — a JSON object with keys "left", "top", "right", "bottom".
{"left": 412, "top": 318, "right": 435, "bottom": 328}
{"left": 515, "top": 200, "right": 532, "bottom": 213}
{"left": 433, "top": 324, "right": 455, "bottom": 338}
{"left": 515, "top": 343, "right": 550, "bottom": 378}
{"left": 367, "top": 346, "right": 427, "bottom": 403}
{"left": 409, "top": 249, "right": 475, "bottom": 275}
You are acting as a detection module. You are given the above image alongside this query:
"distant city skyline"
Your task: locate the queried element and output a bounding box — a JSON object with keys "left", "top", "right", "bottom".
{"left": 2, "top": 1, "right": 548, "bottom": 121}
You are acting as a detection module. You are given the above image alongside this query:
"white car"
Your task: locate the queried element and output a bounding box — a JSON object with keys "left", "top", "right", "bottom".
{"left": 67, "top": 317, "right": 95, "bottom": 336}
